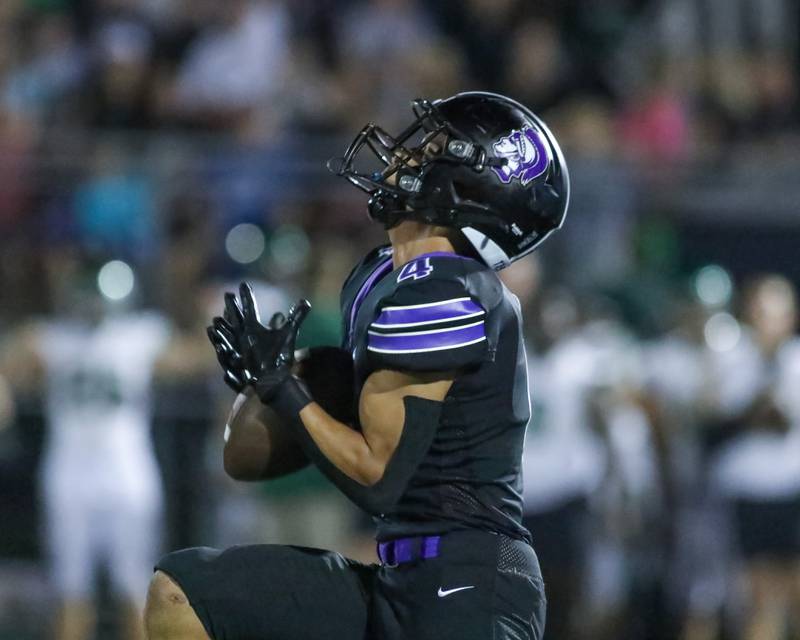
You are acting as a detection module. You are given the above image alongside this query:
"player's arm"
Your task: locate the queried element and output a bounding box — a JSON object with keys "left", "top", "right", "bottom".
{"left": 221, "top": 346, "right": 356, "bottom": 481}
{"left": 261, "top": 363, "right": 451, "bottom": 514}
{"left": 298, "top": 368, "right": 453, "bottom": 485}
{"left": 153, "top": 326, "right": 215, "bottom": 380}
{"left": 207, "top": 287, "right": 316, "bottom": 481}
{"left": 240, "top": 277, "right": 490, "bottom": 513}
{"left": 224, "top": 367, "right": 451, "bottom": 485}
{"left": 0, "top": 325, "right": 47, "bottom": 431}
{"left": 0, "top": 372, "right": 14, "bottom": 431}
{"left": 0, "top": 324, "right": 44, "bottom": 392}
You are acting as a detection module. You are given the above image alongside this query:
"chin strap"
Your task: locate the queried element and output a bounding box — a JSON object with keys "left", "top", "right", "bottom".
{"left": 369, "top": 191, "right": 508, "bottom": 234}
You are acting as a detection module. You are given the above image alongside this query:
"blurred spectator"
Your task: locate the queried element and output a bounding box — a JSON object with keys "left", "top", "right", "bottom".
{"left": 0, "top": 1, "right": 798, "bottom": 637}
{"left": 339, "top": 0, "right": 434, "bottom": 63}
{"left": 401, "top": 38, "right": 467, "bottom": 107}
{"left": 438, "top": 0, "right": 522, "bottom": 90}
{"left": 576, "top": 302, "right": 661, "bottom": 640}
{"left": 72, "top": 140, "right": 155, "bottom": 260}
{"left": 505, "top": 18, "right": 572, "bottom": 114}
{"left": 150, "top": 202, "right": 217, "bottom": 551}
{"left": 0, "top": 111, "right": 37, "bottom": 233}
{"left": 704, "top": 0, "right": 794, "bottom": 57}
{"left": 166, "top": 0, "right": 290, "bottom": 132}
{"left": 709, "top": 276, "right": 800, "bottom": 640}
{"left": 516, "top": 284, "right": 603, "bottom": 640}
{"left": 0, "top": 250, "right": 169, "bottom": 640}
{"left": 551, "top": 100, "right": 638, "bottom": 286}
{"left": 503, "top": 260, "right": 660, "bottom": 640}
{"left": 649, "top": 0, "right": 799, "bottom": 141}
{"left": 2, "top": 11, "right": 86, "bottom": 121}
{"left": 618, "top": 61, "right": 692, "bottom": 166}
{"left": 641, "top": 296, "right": 732, "bottom": 640}
{"left": 337, "top": 0, "right": 438, "bottom": 129}
{"left": 85, "top": 17, "right": 156, "bottom": 128}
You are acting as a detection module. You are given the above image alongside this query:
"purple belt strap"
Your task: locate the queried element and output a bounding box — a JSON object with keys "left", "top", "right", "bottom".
{"left": 377, "top": 535, "right": 441, "bottom": 566}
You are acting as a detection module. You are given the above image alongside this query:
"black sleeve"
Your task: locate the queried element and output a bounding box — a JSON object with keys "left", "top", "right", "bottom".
{"left": 302, "top": 346, "right": 355, "bottom": 425}
{"left": 287, "top": 396, "right": 443, "bottom": 515}
{"left": 366, "top": 278, "right": 489, "bottom": 373}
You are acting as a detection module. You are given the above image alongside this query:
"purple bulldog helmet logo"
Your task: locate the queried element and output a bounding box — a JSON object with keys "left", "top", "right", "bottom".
{"left": 491, "top": 126, "right": 551, "bottom": 185}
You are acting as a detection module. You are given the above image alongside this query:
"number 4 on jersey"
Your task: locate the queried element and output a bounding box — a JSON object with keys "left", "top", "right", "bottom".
{"left": 397, "top": 257, "right": 434, "bottom": 283}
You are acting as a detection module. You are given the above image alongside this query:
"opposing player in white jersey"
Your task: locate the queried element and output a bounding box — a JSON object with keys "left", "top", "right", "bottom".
{"left": 1, "top": 256, "right": 170, "bottom": 640}
{"left": 642, "top": 299, "right": 731, "bottom": 640}
{"left": 707, "top": 276, "right": 800, "bottom": 640}
{"left": 520, "top": 291, "right": 606, "bottom": 640}
{"left": 505, "top": 276, "right": 653, "bottom": 640}
{"left": 565, "top": 309, "right": 667, "bottom": 640}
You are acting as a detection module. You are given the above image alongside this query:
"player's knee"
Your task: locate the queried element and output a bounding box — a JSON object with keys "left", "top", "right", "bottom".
{"left": 148, "top": 570, "right": 189, "bottom": 607}
{"left": 144, "top": 570, "right": 210, "bottom": 639}
{"left": 144, "top": 571, "right": 194, "bottom": 635}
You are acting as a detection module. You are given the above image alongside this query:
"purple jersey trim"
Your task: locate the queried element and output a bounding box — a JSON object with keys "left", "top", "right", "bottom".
{"left": 409, "top": 251, "right": 482, "bottom": 264}
{"left": 347, "top": 258, "right": 393, "bottom": 344}
{"left": 368, "top": 321, "right": 485, "bottom": 353}
{"left": 375, "top": 298, "right": 483, "bottom": 327}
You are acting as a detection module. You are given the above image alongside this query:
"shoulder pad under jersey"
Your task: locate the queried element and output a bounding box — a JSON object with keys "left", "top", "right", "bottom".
{"left": 366, "top": 253, "right": 503, "bottom": 372}
{"left": 340, "top": 245, "right": 392, "bottom": 308}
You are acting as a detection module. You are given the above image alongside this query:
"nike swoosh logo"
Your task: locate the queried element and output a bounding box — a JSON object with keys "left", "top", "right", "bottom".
{"left": 437, "top": 585, "right": 475, "bottom": 598}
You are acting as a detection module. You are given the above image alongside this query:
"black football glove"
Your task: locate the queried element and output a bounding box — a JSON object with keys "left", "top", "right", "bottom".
{"left": 207, "top": 283, "right": 304, "bottom": 393}
{"left": 207, "top": 317, "right": 249, "bottom": 393}
{"left": 238, "top": 282, "right": 313, "bottom": 417}
{"left": 207, "top": 284, "right": 260, "bottom": 392}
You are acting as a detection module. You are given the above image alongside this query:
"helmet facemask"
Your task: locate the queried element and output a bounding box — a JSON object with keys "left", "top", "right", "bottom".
{"left": 329, "top": 100, "right": 505, "bottom": 230}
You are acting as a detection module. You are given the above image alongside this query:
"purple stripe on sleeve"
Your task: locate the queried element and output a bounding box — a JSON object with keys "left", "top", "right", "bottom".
{"left": 376, "top": 298, "right": 483, "bottom": 327}
{"left": 368, "top": 322, "right": 485, "bottom": 353}
{"left": 347, "top": 258, "right": 393, "bottom": 344}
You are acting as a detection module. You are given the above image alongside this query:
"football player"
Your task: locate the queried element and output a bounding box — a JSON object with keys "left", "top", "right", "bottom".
{"left": 708, "top": 276, "right": 800, "bottom": 640}
{"left": 145, "top": 91, "right": 569, "bottom": 640}
{"left": 0, "top": 253, "right": 170, "bottom": 640}
{"left": 641, "top": 297, "right": 731, "bottom": 640}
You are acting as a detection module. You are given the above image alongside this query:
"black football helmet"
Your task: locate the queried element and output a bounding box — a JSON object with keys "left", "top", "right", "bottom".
{"left": 329, "top": 91, "right": 569, "bottom": 270}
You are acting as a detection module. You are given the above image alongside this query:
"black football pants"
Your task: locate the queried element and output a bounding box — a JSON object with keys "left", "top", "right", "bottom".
{"left": 156, "top": 529, "right": 546, "bottom": 640}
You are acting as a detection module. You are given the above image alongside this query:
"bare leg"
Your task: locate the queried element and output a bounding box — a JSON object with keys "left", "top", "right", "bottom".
{"left": 143, "top": 571, "right": 210, "bottom": 640}
{"left": 54, "top": 600, "right": 95, "bottom": 640}
{"left": 787, "top": 560, "right": 800, "bottom": 638}
{"left": 120, "top": 598, "right": 147, "bottom": 640}
{"left": 743, "top": 561, "right": 789, "bottom": 640}
{"left": 681, "top": 614, "right": 719, "bottom": 640}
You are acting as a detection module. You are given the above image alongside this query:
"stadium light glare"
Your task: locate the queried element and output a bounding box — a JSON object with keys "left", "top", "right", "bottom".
{"left": 225, "top": 223, "right": 266, "bottom": 264}
{"left": 266, "top": 224, "right": 310, "bottom": 276}
{"left": 694, "top": 265, "right": 733, "bottom": 308}
{"left": 97, "top": 260, "right": 135, "bottom": 301}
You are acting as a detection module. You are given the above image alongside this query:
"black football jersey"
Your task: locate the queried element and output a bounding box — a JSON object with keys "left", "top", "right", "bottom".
{"left": 340, "top": 245, "right": 532, "bottom": 543}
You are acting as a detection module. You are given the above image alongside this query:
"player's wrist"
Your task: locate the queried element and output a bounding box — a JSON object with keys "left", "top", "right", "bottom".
{"left": 255, "top": 373, "right": 312, "bottom": 419}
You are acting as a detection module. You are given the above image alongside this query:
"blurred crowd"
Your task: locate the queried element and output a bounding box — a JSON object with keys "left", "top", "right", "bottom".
{"left": 0, "top": 0, "right": 799, "bottom": 639}
{"left": 504, "top": 262, "right": 800, "bottom": 640}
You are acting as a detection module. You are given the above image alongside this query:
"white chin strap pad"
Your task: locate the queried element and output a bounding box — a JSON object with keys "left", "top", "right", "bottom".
{"left": 461, "top": 227, "right": 511, "bottom": 271}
